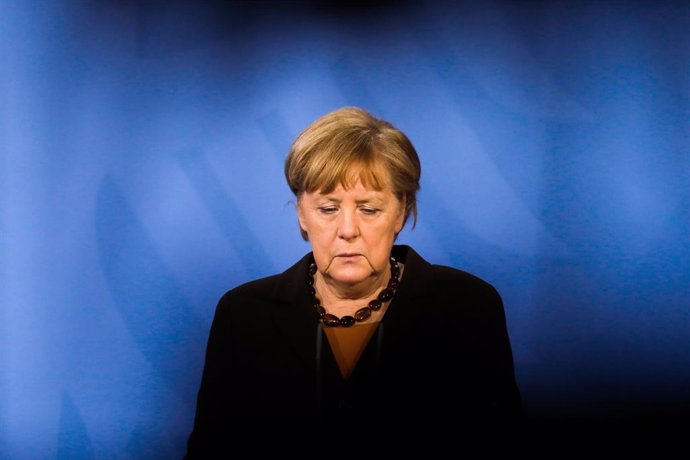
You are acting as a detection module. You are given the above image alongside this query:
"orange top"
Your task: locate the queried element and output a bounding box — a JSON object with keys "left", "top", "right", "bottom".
{"left": 323, "top": 322, "right": 380, "bottom": 380}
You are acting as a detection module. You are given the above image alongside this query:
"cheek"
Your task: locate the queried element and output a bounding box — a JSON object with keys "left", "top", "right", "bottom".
{"left": 305, "top": 219, "right": 334, "bottom": 244}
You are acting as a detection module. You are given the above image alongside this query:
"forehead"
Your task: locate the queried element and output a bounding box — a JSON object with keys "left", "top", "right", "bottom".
{"left": 304, "top": 160, "right": 393, "bottom": 194}
{"left": 316, "top": 181, "right": 391, "bottom": 196}
{"left": 302, "top": 180, "right": 399, "bottom": 206}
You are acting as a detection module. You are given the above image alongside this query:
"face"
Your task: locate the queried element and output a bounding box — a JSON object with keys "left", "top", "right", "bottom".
{"left": 297, "top": 179, "right": 405, "bottom": 288}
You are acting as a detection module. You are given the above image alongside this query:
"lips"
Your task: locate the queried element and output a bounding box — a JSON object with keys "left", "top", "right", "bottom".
{"left": 336, "top": 253, "right": 363, "bottom": 261}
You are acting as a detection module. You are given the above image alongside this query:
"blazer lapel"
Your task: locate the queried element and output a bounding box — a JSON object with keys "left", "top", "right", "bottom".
{"left": 267, "top": 246, "right": 436, "bottom": 372}
{"left": 269, "top": 253, "right": 321, "bottom": 372}
{"left": 381, "top": 245, "right": 436, "bottom": 352}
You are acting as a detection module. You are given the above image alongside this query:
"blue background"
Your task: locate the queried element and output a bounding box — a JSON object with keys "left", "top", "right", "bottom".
{"left": 2, "top": 0, "right": 689, "bottom": 458}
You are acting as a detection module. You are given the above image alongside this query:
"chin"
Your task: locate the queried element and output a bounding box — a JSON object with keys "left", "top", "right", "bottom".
{"left": 329, "top": 268, "right": 371, "bottom": 285}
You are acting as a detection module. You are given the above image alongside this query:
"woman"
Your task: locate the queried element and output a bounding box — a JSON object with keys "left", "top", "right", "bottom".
{"left": 185, "top": 107, "right": 522, "bottom": 456}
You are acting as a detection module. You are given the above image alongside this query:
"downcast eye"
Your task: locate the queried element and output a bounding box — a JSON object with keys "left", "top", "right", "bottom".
{"left": 318, "top": 206, "right": 338, "bottom": 214}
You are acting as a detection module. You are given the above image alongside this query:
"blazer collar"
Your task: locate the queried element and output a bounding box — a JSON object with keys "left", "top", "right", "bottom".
{"left": 381, "top": 245, "right": 435, "bottom": 352}
{"left": 268, "top": 245, "right": 436, "bottom": 368}
{"left": 269, "top": 252, "right": 320, "bottom": 370}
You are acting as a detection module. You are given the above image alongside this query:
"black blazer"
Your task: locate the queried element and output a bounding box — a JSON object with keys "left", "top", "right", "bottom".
{"left": 185, "top": 245, "right": 522, "bottom": 456}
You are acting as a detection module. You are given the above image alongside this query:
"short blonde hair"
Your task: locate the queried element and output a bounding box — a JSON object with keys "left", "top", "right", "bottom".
{"left": 285, "top": 107, "right": 421, "bottom": 240}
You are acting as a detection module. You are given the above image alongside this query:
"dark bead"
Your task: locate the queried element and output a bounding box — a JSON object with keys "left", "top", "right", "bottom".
{"left": 379, "top": 288, "right": 394, "bottom": 302}
{"left": 340, "top": 316, "right": 356, "bottom": 327}
{"left": 354, "top": 307, "right": 371, "bottom": 321}
{"left": 368, "top": 299, "right": 382, "bottom": 311}
{"left": 323, "top": 314, "right": 341, "bottom": 327}
{"left": 308, "top": 263, "right": 317, "bottom": 275}
{"left": 389, "top": 278, "right": 399, "bottom": 289}
{"left": 306, "top": 276, "right": 314, "bottom": 286}
{"left": 307, "top": 286, "right": 316, "bottom": 296}
{"left": 315, "top": 305, "right": 326, "bottom": 317}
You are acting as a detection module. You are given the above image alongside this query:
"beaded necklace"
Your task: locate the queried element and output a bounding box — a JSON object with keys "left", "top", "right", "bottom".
{"left": 308, "top": 256, "right": 400, "bottom": 327}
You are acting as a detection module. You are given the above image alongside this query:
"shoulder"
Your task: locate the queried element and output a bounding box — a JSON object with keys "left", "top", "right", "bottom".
{"left": 215, "top": 251, "right": 312, "bottom": 309}
{"left": 431, "top": 264, "right": 501, "bottom": 301}
{"left": 397, "top": 244, "right": 501, "bottom": 301}
{"left": 432, "top": 263, "right": 502, "bottom": 309}
{"left": 396, "top": 245, "right": 503, "bottom": 317}
{"left": 219, "top": 273, "right": 281, "bottom": 303}
{"left": 429, "top": 264, "right": 505, "bottom": 322}
{"left": 206, "top": 275, "right": 282, "bottom": 330}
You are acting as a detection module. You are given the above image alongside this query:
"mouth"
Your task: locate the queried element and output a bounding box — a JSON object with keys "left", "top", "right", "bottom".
{"left": 336, "top": 253, "right": 362, "bottom": 260}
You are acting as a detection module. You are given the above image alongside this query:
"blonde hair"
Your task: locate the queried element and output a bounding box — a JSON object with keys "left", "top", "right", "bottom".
{"left": 285, "top": 107, "right": 421, "bottom": 240}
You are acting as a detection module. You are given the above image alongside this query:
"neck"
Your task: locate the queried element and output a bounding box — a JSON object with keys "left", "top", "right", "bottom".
{"left": 315, "top": 271, "right": 390, "bottom": 310}
{"left": 309, "top": 257, "right": 402, "bottom": 327}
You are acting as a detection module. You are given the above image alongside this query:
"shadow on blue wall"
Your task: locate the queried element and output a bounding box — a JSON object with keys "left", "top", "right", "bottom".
{"left": 3, "top": 0, "right": 690, "bottom": 458}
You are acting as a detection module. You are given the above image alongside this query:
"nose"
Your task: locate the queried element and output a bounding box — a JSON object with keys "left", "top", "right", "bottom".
{"left": 337, "top": 209, "right": 359, "bottom": 240}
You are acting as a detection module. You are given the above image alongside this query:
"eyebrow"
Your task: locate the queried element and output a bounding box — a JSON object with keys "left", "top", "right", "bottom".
{"left": 319, "top": 196, "right": 385, "bottom": 204}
